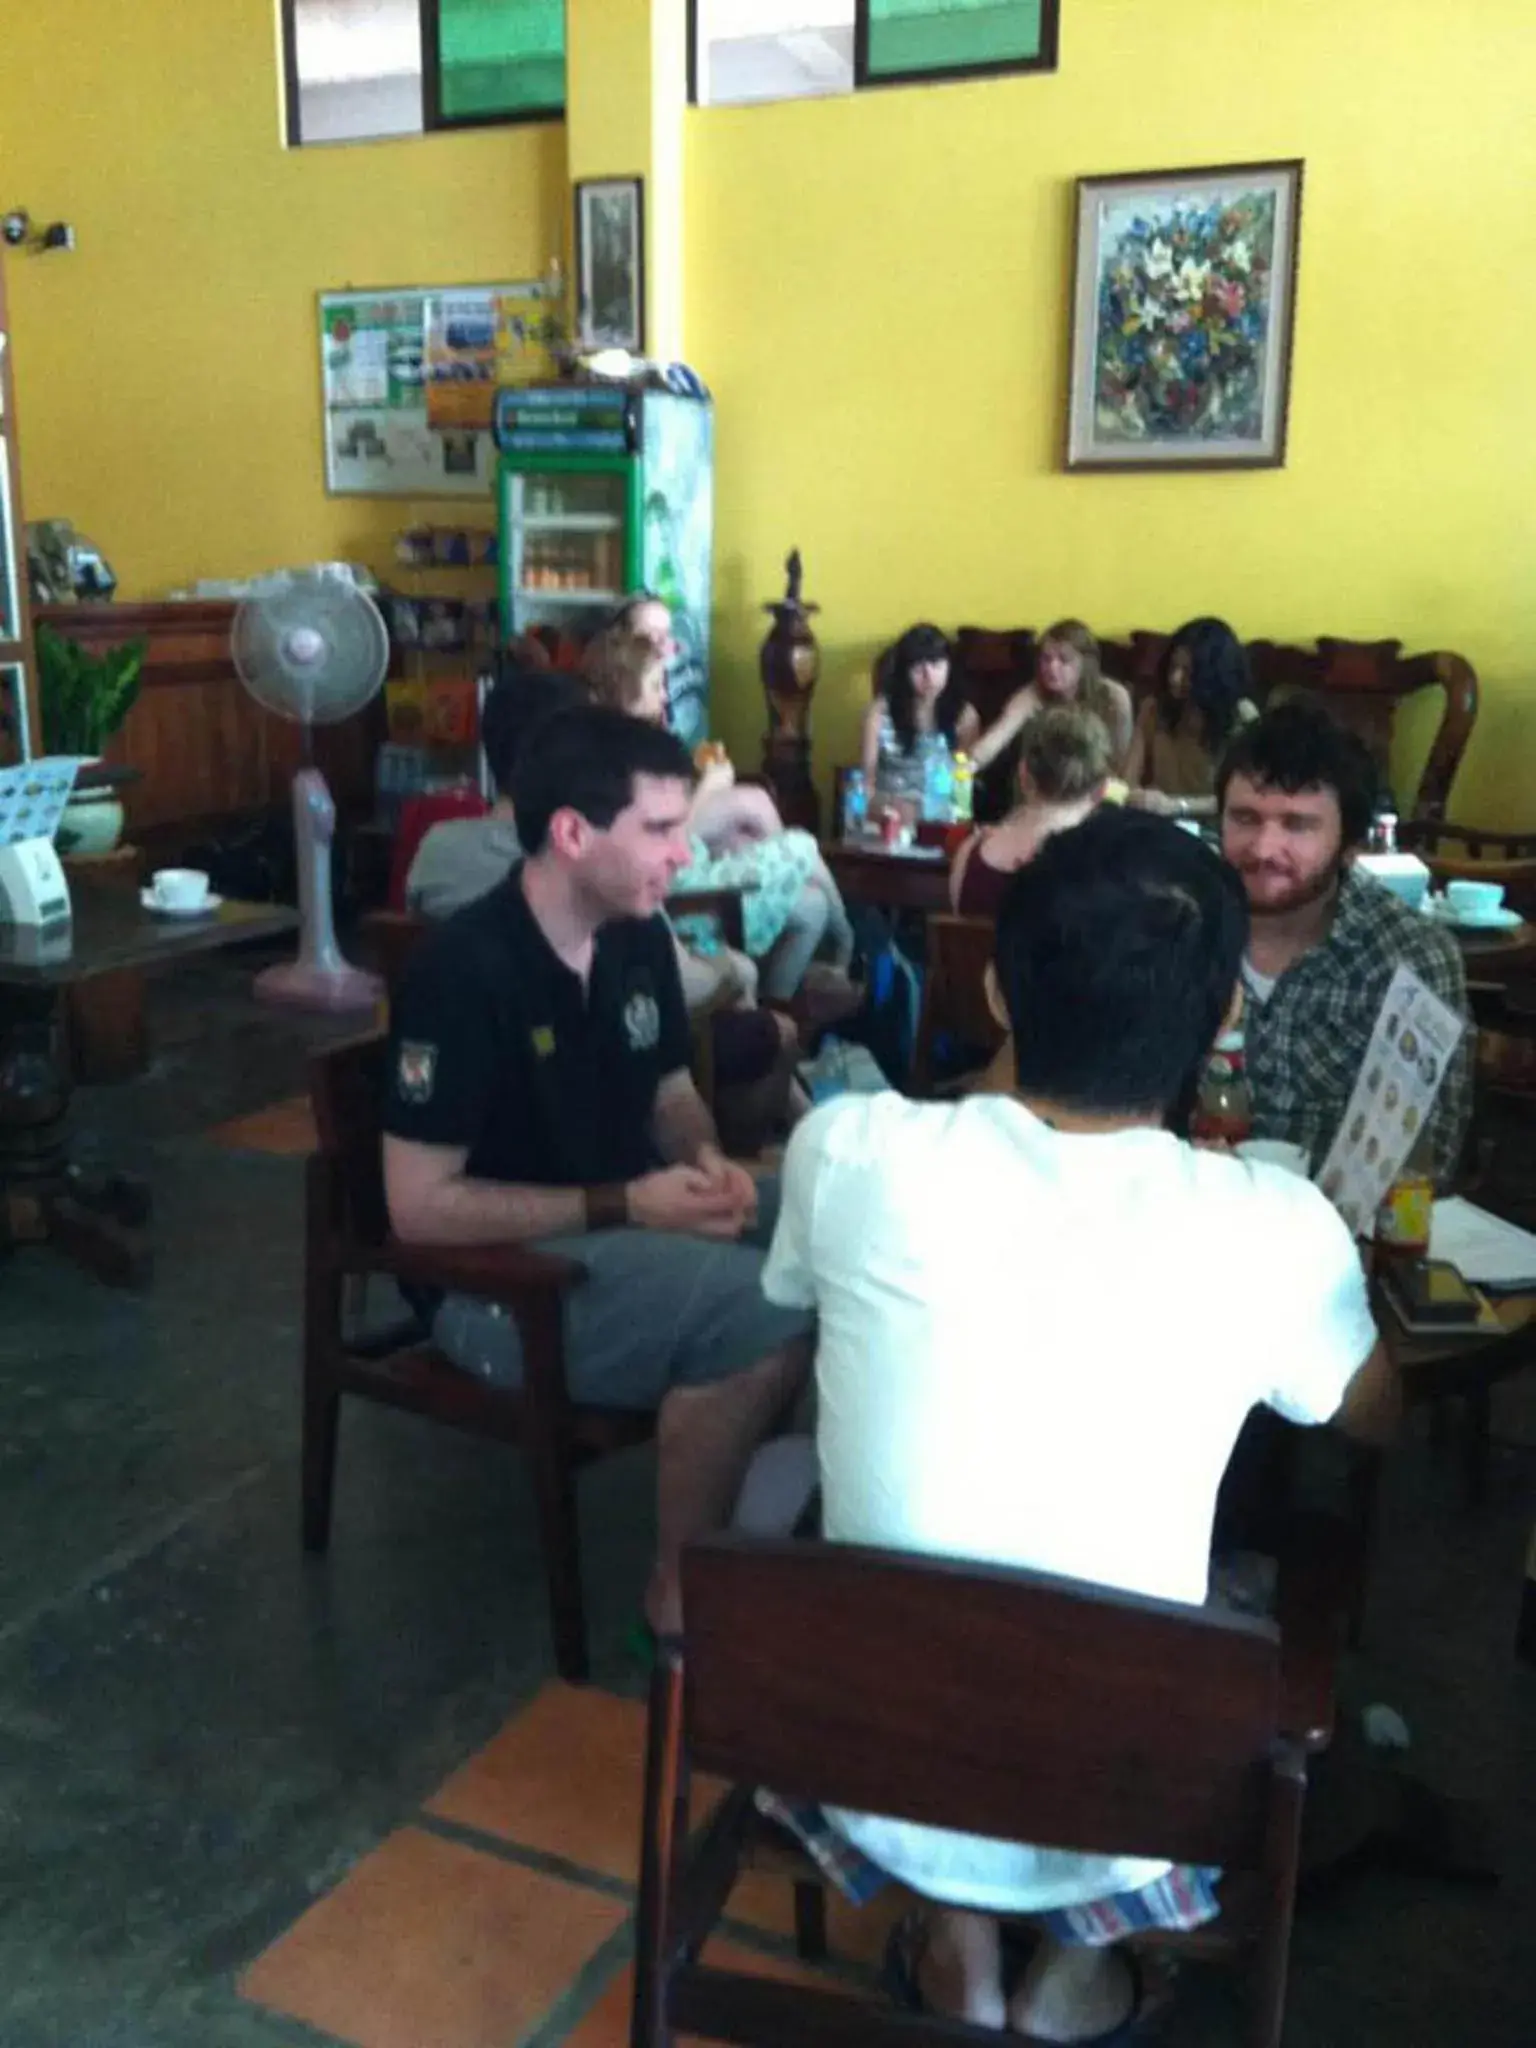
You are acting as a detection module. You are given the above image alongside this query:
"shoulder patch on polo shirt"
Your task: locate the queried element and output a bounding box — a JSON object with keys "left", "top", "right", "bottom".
{"left": 397, "top": 1040, "right": 437, "bottom": 1103}
{"left": 623, "top": 991, "right": 660, "bottom": 1052}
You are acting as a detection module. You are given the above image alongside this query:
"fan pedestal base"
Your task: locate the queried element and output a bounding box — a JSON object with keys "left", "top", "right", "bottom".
{"left": 255, "top": 960, "right": 382, "bottom": 1014}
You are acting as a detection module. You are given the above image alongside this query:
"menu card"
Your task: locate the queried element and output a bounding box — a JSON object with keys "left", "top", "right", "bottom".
{"left": 0, "top": 757, "right": 89, "bottom": 848}
{"left": 1316, "top": 964, "right": 1466, "bottom": 1238}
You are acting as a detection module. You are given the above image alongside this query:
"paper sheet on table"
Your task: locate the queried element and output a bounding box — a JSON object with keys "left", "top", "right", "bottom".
{"left": 1430, "top": 1197, "right": 1536, "bottom": 1290}
{"left": 1315, "top": 964, "right": 1466, "bottom": 1238}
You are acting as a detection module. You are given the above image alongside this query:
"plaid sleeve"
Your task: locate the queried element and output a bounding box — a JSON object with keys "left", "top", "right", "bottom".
{"left": 1399, "top": 920, "right": 1473, "bottom": 1185}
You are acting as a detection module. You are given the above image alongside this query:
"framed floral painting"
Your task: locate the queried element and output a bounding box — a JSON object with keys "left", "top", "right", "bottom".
{"left": 1066, "top": 160, "right": 1304, "bottom": 471}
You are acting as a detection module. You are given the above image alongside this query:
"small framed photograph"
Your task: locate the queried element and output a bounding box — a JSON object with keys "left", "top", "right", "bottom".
{"left": 574, "top": 176, "right": 645, "bottom": 352}
{"left": 1066, "top": 159, "right": 1304, "bottom": 471}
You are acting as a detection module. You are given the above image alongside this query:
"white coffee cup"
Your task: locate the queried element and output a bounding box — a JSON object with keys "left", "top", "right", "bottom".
{"left": 151, "top": 866, "right": 210, "bottom": 911}
{"left": 1236, "top": 1137, "right": 1311, "bottom": 1178}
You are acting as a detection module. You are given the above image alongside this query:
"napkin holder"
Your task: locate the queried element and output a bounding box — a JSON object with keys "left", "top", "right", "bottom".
{"left": 0, "top": 834, "right": 71, "bottom": 927}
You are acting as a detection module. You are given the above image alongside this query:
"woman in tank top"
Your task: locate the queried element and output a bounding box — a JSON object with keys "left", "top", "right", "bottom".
{"left": 1124, "top": 617, "right": 1258, "bottom": 821}
{"left": 860, "top": 622, "right": 981, "bottom": 818}
{"left": 950, "top": 705, "right": 1112, "bottom": 916}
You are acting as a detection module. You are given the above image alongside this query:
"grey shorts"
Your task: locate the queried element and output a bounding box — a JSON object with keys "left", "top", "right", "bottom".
{"left": 430, "top": 1177, "right": 811, "bottom": 1410}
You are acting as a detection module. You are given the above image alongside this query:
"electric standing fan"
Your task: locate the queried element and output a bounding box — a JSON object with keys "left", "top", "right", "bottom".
{"left": 231, "top": 567, "right": 387, "bottom": 1011}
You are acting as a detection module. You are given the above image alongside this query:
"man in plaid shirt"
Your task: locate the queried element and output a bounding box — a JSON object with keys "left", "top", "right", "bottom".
{"left": 1218, "top": 702, "right": 1471, "bottom": 1182}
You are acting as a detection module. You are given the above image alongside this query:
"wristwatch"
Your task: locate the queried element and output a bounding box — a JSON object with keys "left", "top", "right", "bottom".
{"left": 584, "top": 1184, "right": 630, "bottom": 1231}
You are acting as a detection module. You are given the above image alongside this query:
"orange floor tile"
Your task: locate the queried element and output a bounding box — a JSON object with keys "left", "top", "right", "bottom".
{"left": 207, "top": 1093, "right": 316, "bottom": 1155}
{"left": 238, "top": 1824, "right": 626, "bottom": 2048}
{"left": 426, "top": 1682, "right": 656, "bottom": 1883}
{"left": 240, "top": 1681, "right": 886, "bottom": 2048}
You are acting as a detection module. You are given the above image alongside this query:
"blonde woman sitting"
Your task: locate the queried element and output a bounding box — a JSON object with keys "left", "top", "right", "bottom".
{"left": 968, "top": 619, "right": 1134, "bottom": 779}
{"left": 583, "top": 628, "right": 855, "bottom": 1004}
{"left": 949, "top": 706, "right": 1112, "bottom": 918}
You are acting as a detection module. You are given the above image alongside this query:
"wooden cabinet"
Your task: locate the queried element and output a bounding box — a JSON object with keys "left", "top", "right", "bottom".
{"left": 31, "top": 599, "right": 382, "bottom": 861}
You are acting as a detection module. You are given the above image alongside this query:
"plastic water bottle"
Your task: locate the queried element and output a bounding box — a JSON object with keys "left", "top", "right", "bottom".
{"left": 953, "top": 753, "right": 975, "bottom": 824}
{"left": 843, "top": 769, "right": 868, "bottom": 839}
{"left": 921, "top": 742, "right": 955, "bottom": 823}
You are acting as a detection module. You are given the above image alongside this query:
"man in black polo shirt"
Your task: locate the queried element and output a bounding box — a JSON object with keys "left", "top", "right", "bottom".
{"left": 382, "top": 705, "right": 812, "bottom": 1633}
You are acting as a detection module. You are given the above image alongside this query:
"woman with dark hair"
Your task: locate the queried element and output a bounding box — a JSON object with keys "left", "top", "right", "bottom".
{"left": 1125, "top": 616, "right": 1258, "bottom": 820}
{"left": 861, "top": 623, "right": 981, "bottom": 816}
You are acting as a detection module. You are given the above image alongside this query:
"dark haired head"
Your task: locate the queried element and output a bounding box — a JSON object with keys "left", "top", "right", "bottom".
{"left": 884, "top": 621, "right": 967, "bottom": 754}
{"left": 480, "top": 668, "right": 590, "bottom": 796}
{"left": 1216, "top": 699, "right": 1380, "bottom": 848}
{"left": 995, "top": 807, "right": 1248, "bottom": 1119}
{"left": 1159, "top": 617, "right": 1252, "bottom": 753}
{"left": 509, "top": 704, "right": 695, "bottom": 855}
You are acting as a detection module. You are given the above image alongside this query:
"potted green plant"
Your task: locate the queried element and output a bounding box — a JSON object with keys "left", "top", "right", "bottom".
{"left": 36, "top": 623, "right": 146, "bottom": 854}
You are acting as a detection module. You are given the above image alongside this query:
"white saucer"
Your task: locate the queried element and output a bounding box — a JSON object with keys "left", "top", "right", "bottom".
{"left": 141, "top": 888, "right": 223, "bottom": 918}
{"left": 1424, "top": 896, "right": 1522, "bottom": 933}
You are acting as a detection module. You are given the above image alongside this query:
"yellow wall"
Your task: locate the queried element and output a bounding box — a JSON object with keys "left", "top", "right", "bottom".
{"left": 687, "top": 0, "right": 1536, "bottom": 823}
{"left": 5, "top": 0, "right": 1532, "bottom": 821}
{"left": 1, "top": 0, "right": 564, "bottom": 591}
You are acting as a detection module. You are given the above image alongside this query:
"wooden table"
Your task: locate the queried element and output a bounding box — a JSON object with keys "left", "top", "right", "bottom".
{"left": 61, "top": 844, "right": 147, "bottom": 1083}
{"left": 1451, "top": 918, "right": 1536, "bottom": 969}
{"left": 1386, "top": 1281, "right": 1536, "bottom": 1501}
{"left": 0, "top": 893, "right": 298, "bottom": 1286}
{"left": 822, "top": 840, "right": 951, "bottom": 916}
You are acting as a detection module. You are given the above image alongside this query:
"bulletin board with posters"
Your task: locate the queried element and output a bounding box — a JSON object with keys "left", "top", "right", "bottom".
{"left": 319, "top": 281, "right": 560, "bottom": 498}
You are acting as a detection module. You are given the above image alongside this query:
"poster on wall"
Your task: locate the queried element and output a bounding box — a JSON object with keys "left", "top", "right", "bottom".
{"left": 319, "top": 281, "right": 560, "bottom": 498}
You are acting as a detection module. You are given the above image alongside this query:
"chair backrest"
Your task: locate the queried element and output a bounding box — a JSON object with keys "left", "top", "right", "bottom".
{"left": 361, "top": 908, "right": 432, "bottom": 995}
{"left": 681, "top": 1536, "right": 1284, "bottom": 1871}
{"left": 1097, "top": 631, "right": 1476, "bottom": 825}
{"left": 388, "top": 786, "right": 489, "bottom": 911}
{"left": 950, "top": 626, "right": 1039, "bottom": 734}
{"left": 914, "top": 913, "right": 1004, "bottom": 1090}
{"left": 309, "top": 1033, "right": 392, "bottom": 1247}
{"left": 908, "top": 624, "right": 1475, "bottom": 826}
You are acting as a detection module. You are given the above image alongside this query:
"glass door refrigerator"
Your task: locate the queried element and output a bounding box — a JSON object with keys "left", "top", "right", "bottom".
{"left": 492, "top": 384, "right": 713, "bottom": 746}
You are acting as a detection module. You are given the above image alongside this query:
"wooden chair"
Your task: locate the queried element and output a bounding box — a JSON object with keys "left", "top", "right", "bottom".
{"left": 1461, "top": 980, "right": 1536, "bottom": 1230}
{"left": 913, "top": 913, "right": 1004, "bottom": 1094}
{"left": 1095, "top": 633, "right": 1477, "bottom": 828}
{"left": 634, "top": 1536, "right": 1308, "bottom": 2048}
{"left": 303, "top": 1033, "right": 655, "bottom": 1683}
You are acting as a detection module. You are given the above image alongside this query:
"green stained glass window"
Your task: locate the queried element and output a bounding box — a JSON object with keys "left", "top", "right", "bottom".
{"left": 436, "top": 0, "right": 565, "bottom": 121}
{"left": 859, "top": 0, "right": 1056, "bottom": 84}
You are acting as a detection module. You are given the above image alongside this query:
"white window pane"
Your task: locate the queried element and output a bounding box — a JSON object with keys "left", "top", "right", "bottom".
{"left": 696, "top": 0, "right": 855, "bottom": 106}
{"left": 292, "top": 0, "right": 424, "bottom": 144}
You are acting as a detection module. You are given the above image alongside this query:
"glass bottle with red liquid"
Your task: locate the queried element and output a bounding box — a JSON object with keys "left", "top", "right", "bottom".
{"left": 1190, "top": 1030, "right": 1253, "bottom": 1147}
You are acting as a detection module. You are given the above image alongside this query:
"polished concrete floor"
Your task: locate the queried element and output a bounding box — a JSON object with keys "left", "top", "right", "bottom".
{"left": 1, "top": 953, "right": 1534, "bottom": 2046}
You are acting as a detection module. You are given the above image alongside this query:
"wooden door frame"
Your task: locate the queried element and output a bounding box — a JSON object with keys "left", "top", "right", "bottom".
{"left": 0, "top": 250, "right": 42, "bottom": 760}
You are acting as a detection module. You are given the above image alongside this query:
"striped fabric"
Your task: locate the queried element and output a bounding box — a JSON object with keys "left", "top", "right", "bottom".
{"left": 755, "top": 1791, "right": 1222, "bottom": 1945}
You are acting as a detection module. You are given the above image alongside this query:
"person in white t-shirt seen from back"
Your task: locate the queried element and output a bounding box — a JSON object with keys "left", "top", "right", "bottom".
{"left": 761, "top": 806, "right": 1397, "bottom": 2044}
